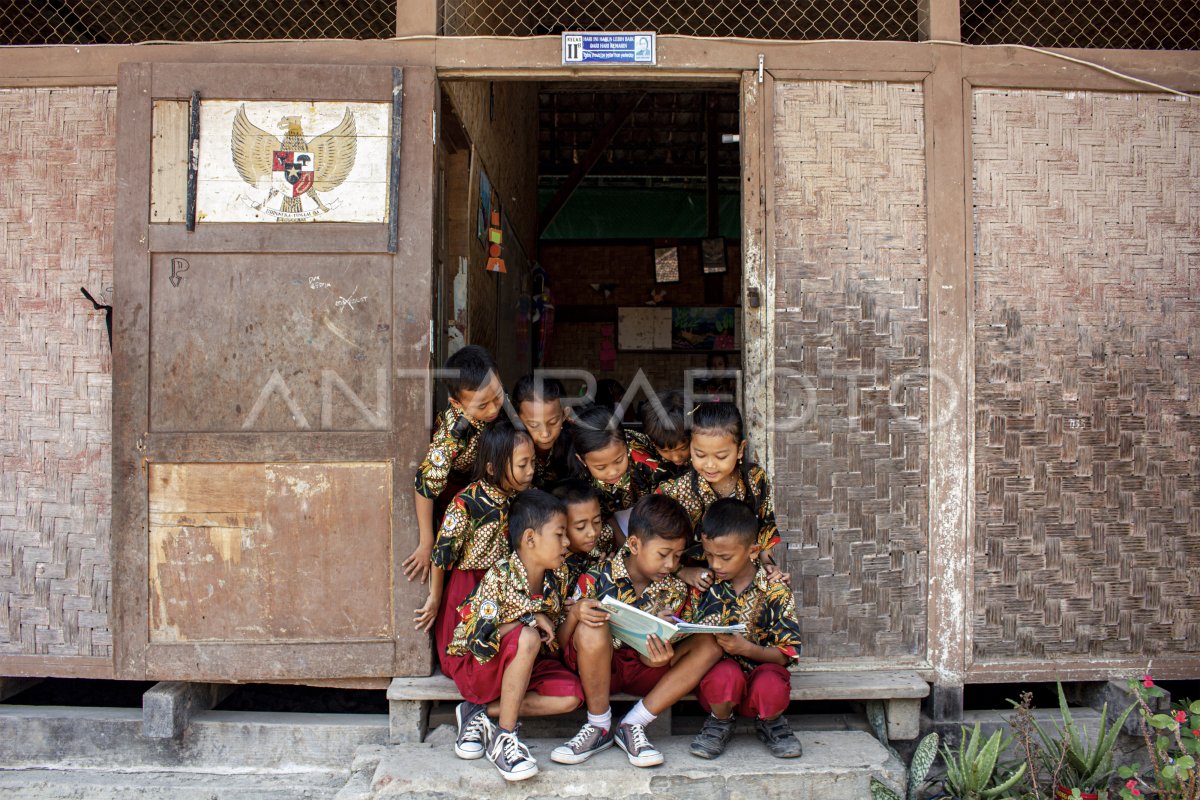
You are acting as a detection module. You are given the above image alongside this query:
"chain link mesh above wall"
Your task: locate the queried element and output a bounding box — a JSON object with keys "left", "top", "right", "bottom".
{"left": 442, "top": 0, "right": 921, "bottom": 40}
{"left": 2, "top": 0, "right": 395, "bottom": 44}
{"left": 961, "top": 0, "right": 1200, "bottom": 49}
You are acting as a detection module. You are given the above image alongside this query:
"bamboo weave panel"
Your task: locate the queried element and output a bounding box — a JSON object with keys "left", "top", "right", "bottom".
{"left": 972, "top": 89, "right": 1200, "bottom": 661}
{"left": 772, "top": 81, "right": 929, "bottom": 662}
{"left": 0, "top": 88, "right": 115, "bottom": 660}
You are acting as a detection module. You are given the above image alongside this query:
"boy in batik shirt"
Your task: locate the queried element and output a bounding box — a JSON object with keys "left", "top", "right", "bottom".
{"left": 405, "top": 346, "right": 505, "bottom": 585}
{"left": 688, "top": 498, "right": 803, "bottom": 761}
{"left": 443, "top": 490, "right": 583, "bottom": 783}
{"left": 552, "top": 495, "right": 723, "bottom": 768}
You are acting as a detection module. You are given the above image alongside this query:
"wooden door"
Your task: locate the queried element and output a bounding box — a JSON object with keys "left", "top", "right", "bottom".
{"left": 113, "top": 62, "right": 436, "bottom": 681}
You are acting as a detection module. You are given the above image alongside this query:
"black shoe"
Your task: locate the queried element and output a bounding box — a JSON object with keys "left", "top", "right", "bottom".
{"left": 755, "top": 715, "right": 803, "bottom": 758}
{"left": 551, "top": 722, "right": 615, "bottom": 764}
{"left": 486, "top": 724, "right": 538, "bottom": 781}
{"left": 689, "top": 714, "right": 735, "bottom": 759}
{"left": 453, "top": 700, "right": 493, "bottom": 760}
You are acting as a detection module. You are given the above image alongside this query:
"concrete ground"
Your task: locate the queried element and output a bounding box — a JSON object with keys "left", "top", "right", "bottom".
{"left": 0, "top": 704, "right": 905, "bottom": 799}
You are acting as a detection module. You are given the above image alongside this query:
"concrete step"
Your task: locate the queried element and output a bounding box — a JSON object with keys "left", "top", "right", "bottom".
{"left": 0, "top": 704, "right": 388, "bottom": 771}
{"left": 360, "top": 730, "right": 904, "bottom": 799}
{"left": 0, "top": 767, "right": 348, "bottom": 800}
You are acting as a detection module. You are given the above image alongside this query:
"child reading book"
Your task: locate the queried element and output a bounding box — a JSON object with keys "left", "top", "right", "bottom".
{"left": 553, "top": 495, "right": 723, "bottom": 768}
{"left": 443, "top": 490, "right": 583, "bottom": 782}
{"left": 688, "top": 498, "right": 804, "bottom": 761}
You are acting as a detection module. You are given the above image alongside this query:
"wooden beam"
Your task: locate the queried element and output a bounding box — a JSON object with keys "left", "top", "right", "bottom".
{"left": 537, "top": 92, "right": 645, "bottom": 236}
{"left": 395, "top": 0, "right": 438, "bottom": 36}
{"left": 919, "top": 0, "right": 962, "bottom": 42}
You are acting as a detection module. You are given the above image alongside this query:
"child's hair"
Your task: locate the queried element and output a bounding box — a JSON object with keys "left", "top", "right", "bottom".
{"left": 472, "top": 418, "right": 533, "bottom": 486}
{"left": 638, "top": 390, "right": 688, "bottom": 450}
{"left": 444, "top": 345, "right": 498, "bottom": 400}
{"left": 550, "top": 479, "right": 602, "bottom": 509}
{"left": 512, "top": 374, "right": 566, "bottom": 408}
{"left": 690, "top": 402, "right": 757, "bottom": 509}
{"left": 567, "top": 405, "right": 626, "bottom": 477}
{"left": 628, "top": 494, "right": 691, "bottom": 543}
{"left": 507, "top": 489, "right": 567, "bottom": 550}
{"left": 700, "top": 497, "right": 758, "bottom": 546}
{"left": 595, "top": 378, "right": 626, "bottom": 410}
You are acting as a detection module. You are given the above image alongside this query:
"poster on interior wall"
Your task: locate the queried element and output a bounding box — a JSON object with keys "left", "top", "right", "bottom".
{"left": 618, "top": 307, "right": 672, "bottom": 351}
{"left": 672, "top": 307, "right": 737, "bottom": 351}
{"left": 476, "top": 168, "right": 493, "bottom": 246}
{"left": 195, "top": 101, "right": 391, "bottom": 223}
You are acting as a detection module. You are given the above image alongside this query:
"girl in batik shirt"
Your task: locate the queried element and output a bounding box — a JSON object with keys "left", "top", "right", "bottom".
{"left": 414, "top": 419, "right": 535, "bottom": 674}
{"left": 569, "top": 405, "right": 671, "bottom": 543}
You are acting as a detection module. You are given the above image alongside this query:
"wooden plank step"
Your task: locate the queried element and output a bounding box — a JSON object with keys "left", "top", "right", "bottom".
{"left": 387, "top": 669, "right": 928, "bottom": 702}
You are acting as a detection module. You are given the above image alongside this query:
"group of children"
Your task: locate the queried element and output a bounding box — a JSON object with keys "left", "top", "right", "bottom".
{"left": 407, "top": 345, "right": 803, "bottom": 782}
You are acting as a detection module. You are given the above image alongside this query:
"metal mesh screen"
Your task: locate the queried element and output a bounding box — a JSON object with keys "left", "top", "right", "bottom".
{"left": 962, "top": 0, "right": 1200, "bottom": 49}
{"left": 2, "top": 0, "right": 395, "bottom": 44}
{"left": 442, "top": 0, "right": 920, "bottom": 40}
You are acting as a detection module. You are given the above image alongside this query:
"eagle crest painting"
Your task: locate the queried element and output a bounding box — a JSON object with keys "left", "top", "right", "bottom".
{"left": 229, "top": 104, "right": 357, "bottom": 220}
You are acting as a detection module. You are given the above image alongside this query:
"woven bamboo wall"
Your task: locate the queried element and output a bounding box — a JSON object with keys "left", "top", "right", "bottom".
{"left": 0, "top": 88, "right": 115, "bottom": 663}
{"left": 772, "top": 81, "right": 930, "bottom": 663}
{"left": 972, "top": 89, "right": 1200, "bottom": 663}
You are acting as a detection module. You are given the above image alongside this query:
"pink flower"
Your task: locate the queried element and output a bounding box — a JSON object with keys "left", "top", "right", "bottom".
{"left": 1175, "top": 710, "right": 1188, "bottom": 723}
{"left": 1192, "top": 729, "right": 1200, "bottom": 737}
{"left": 1143, "top": 675, "right": 1155, "bottom": 688}
{"left": 1127, "top": 781, "right": 1142, "bottom": 797}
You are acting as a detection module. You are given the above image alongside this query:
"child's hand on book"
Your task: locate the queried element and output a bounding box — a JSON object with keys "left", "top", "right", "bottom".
{"left": 573, "top": 598, "right": 610, "bottom": 628}
{"left": 715, "top": 632, "right": 753, "bottom": 657}
{"left": 413, "top": 593, "right": 440, "bottom": 632}
{"left": 640, "top": 634, "right": 675, "bottom": 668}
{"left": 402, "top": 543, "right": 432, "bottom": 584}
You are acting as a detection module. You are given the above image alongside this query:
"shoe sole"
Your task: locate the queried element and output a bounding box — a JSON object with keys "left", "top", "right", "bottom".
{"left": 497, "top": 764, "right": 539, "bottom": 781}
{"left": 550, "top": 739, "right": 614, "bottom": 765}
{"left": 454, "top": 744, "right": 486, "bottom": 760}
{"left": 615, "top": 736, "right": 664, "bottom": 767}
{"left": 688, "top": 747, "right": 721, "bottom": 759}
{"left": 755, "top": 729, "right": 803, "bottom": 758}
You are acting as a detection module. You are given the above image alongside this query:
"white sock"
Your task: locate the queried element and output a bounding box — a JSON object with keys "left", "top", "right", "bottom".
{"left": 587, "top": 708, "right": 612, "bottom": 733}
{"left": 621, "top": 699, "right": 657, "bottom": 729}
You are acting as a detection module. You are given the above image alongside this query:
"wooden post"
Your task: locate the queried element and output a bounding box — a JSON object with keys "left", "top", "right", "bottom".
{"left": 396, "top": 0, "right": 439, "bottom": 36}
{"left": 923, "top": 45, "right": 970, "bottom": 720}
{"left": 919, "top": 0, "right": 961, "bottom": 41}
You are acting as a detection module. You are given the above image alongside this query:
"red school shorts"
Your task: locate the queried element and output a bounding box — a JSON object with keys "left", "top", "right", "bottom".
{"left": 444, "top": 626, "right": 584, "bottom": 707}
{"left": 696, "top": 658, "right": 791, "bottom": 720}
{"left": 563, "top": 640, "right": 670, "bottom": 698}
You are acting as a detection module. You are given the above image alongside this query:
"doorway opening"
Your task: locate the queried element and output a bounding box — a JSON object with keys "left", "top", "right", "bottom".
{"left": 435, "top": 78, "right": 744, "bottom": 423}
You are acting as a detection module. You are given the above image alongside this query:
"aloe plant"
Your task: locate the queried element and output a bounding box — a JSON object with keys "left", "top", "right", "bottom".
{"left": 1031, "top": 682, "right": 1135, "bottom": 793}
{"left": 942, "top": 721, "right": 1027, "bottom": 799}
{"left": 871, "top": 731, "right": 941, "bottom": 800}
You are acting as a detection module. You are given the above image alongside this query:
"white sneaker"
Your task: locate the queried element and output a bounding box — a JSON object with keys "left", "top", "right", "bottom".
{"left": 486, "top": 725, "right": 539, "bottom": 781}
{"left": 551, "top": 722, "right": 615, "bottom": 764}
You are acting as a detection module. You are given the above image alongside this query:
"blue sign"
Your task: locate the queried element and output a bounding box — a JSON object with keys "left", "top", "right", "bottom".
{"left": 561, "top": 32, "right": 656, "bottom": 65}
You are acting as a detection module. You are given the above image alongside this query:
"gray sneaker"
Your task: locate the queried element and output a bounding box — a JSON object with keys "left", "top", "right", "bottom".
{"left": 453, "top": 701, "right": 494, "bottom": 760}
{"left": 689, "top": 713, "right": 735, "bottom": 759}
{"left": 486, "top": 726, "right": 539, "bottom": 782}
{"left": 755, "top": 715, "right": 803, "bottom": 758}
{"left": 551, "top": 722, "right": 615, "bottom": 764}
{"left": 614, "top": 722, "right": 664, "bottom": 767}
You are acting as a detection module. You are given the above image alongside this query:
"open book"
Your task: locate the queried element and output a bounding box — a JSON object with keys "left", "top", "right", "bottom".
{"left": 599, "top": 595, "right": 747, "bottom": 658}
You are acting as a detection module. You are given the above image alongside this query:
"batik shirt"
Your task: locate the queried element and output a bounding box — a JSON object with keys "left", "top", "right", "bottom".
{"left": 414, "top": 406, "right": 488, "bottom": 500}
{"left": 574, "top": 552, "right": 690, "bottom": 650}
{"left": 689, "top": 564, "right": 801, "bottom": 672}
{"left": 590, "top": 438, "right": 672, "bottom": 519}
{"left": 562, "top": 521, "right": 616, "bottom": 590}
{"left": 656, "top": 464, "right": 780, "bottom": 557}
{"left": 533, "top": 446, "right": 569, "bottom": 489}
{"left": 626, "top": 429, "right": 687, "bottom": 480}
{"left": 431, "top": 480, "right": 513, "bottom": 571}
{"left": 447, "top": 556, "right": 571, "bottom": 664}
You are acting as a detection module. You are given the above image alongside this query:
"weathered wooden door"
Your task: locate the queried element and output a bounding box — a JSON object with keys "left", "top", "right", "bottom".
{"left": 113, "top": 63, "right": 435, "bottom": 681}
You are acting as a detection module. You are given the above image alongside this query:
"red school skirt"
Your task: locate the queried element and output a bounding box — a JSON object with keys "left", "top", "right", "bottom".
{"left": 434, "top": 567, "right": 487, "bottom": 676}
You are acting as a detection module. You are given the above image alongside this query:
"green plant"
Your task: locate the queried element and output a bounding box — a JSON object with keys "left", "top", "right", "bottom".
{"left": 871, "top": 731, "right": 940, "bottom": 800}
{"left": 1030, "top": 682, "right": 1134, "bottom": 794}
{"left": 942, "top": 721, "right": 1028, "bottom": 799}
{"left": 1118, "top": 674, "right": 1200, "bottom": 800}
